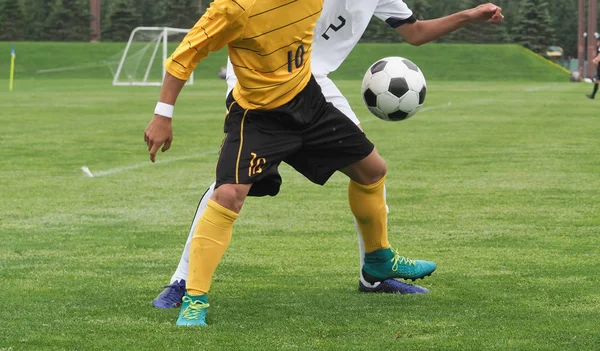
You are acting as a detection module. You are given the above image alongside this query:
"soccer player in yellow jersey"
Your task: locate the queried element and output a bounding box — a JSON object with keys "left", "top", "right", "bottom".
{"left": 145, "top": 0, "right": 437, "bottom": 326}
{"left": 149, "top": 1, "right": 504, "bottom": 307}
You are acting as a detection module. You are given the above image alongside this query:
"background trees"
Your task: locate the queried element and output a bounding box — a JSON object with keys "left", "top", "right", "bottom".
{"left": 102, "top": 0, "right": 141, "bottom": 41}
{"left": 43, "top": 0, "right": 91, "bottom": 41}
{"left": 0, "top": 0, "right": 588, "bottom": 57}
{"left": 512, "top": 0, "right": 556, "bottom": 53}
{"left": 0, "top": 0, "right": 26, "bottom": 41}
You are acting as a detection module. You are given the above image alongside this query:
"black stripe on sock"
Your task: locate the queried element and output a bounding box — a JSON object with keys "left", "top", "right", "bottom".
{"left": 187, "top": 186, "right": 212, "bottom": 232}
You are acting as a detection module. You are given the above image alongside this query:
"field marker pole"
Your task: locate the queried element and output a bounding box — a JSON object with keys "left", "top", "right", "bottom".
{"left": 587, "top": 0, "right": 597, "bottom": 78}
{"left": 578, "top": 0, "right": 585, "bottom": 78}
{"left": 9, "top": 45, "right": 15, "bottom": 92}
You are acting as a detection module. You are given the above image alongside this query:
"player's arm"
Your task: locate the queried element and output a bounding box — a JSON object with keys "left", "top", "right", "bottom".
{"left": 144, "top": 0, "right": 250, "bottom": 162}
{"left": 396, "top": 3, "right": 504, "bottom": 46}
{"left": 144, "top": 73, "right": 186, "bottom": 162}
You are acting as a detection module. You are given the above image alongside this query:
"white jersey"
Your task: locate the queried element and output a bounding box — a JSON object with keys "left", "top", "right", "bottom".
{"left": 226, "top": 0, "right": 414, "bottom": 123}
{"left": 311, "top": 0, "right": 413, "bottom": 77}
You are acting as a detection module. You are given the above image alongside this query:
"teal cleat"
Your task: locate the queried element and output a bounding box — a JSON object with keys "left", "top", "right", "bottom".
{"left": 176, "top": 293, "right": 209, "bottom": 327}
{"left": 362, "top": 248, "right": 436, "bottom": 283}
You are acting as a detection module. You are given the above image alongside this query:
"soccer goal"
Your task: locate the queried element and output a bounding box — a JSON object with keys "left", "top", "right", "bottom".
{"left": 112, "top": 27, "right": 194, "bottom": 86}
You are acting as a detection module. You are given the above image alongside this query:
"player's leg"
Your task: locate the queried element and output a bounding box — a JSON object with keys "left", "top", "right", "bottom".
{"left": 177, "top": 96, "right": 301, "bottom": 327}
{"left": 152, "top": 183, "right": 216, "bottom": 309}
{"left": 317, "top": 76, "right": 428, "bottom": 293}
{"left": 177, "top": 97, "right": 250, "bottom": 327}
{"left": 341, "top": 150, "right": 436, "bottom": 282}
{"left": 588, "top": 68, "right": 600, "bottom": 99}
{"left": 287, "top": 89, "right": 435, "bottom": 283}
{"left": 588, "top": 81, "right": 599, "bottom": 99}
{"left": 177, "top": 183, "right": 249, "bottom": 327}
{"left": 171, "top": 183, "right": 216, "bottom": 284}
{"left": 353, "top": 196, "right": 428, "bottom": 293}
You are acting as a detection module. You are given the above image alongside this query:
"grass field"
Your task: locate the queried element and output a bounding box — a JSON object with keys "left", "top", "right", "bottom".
{"left": 0, "top": 42, "right": 568, "bottom": 81}
{"left": 1, "top": 75, "right": 599, "bottom": 350}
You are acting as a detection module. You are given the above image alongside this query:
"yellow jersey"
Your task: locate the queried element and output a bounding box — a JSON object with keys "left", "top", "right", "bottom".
{"left": 164, "top": 0, "right": 323, "bottom": 110}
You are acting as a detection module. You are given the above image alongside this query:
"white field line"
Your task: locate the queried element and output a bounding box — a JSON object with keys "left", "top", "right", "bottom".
{"left": 360, "top": 101, "right": 453, "bottom": 124}
{"left": 524, "top": 83, "right": 559, "bottom": 92}
{"left": 81, "top": 150, "right": 218, "bottom": 178}
{"left": 356, "top": 80, "right": 565, "bottom": 124}
{"left": 419, "top": 101, "right": 452, "bottom": 112}
{"left": 36, "top": 61, "right": 120, "bottom": 74}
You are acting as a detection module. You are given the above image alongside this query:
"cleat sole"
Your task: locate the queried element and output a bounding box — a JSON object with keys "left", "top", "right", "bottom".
{"left": 362, "top": 269, "right": 435, "bottom": 284}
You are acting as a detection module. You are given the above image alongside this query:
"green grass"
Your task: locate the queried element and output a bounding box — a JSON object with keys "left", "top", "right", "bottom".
{"left": 0, "top": 41, "right": 229, "bottom": 80}
{"left": 1, "top": 42, "right": 568, "bottom": 81}
{"left": 1, "top": 77, "right": 599, "bottom": 350}
{"left": 333, "top": 43, "right": 569, "bottom": 81}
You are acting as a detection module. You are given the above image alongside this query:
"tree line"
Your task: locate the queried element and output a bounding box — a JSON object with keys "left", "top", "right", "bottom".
{"left": 0, "top": 0, "right": 587, "bottom": 56}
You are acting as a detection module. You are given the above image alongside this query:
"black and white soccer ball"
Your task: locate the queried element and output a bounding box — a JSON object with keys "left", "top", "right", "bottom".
{"left": 361, "top": 57, "right": 426, "bottom": 121}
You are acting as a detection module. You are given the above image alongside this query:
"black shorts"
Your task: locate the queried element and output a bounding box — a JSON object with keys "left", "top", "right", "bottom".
{"left": 216, "top": 75, "right": 374, "bottom": 197}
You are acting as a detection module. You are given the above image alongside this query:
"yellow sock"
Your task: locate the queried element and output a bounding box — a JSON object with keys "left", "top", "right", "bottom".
{"left": 348, "top": 175, "right": 389, "bottom": 253}
{"left": 186, "top": 199, "right": 238, "bottom": 296}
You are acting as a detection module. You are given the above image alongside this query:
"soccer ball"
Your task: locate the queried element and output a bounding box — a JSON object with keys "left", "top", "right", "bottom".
{"left": 361, "top": 57, "right": 426, "bottom": 121}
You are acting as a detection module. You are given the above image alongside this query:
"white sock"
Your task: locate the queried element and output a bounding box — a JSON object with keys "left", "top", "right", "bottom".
{"left": 169, "top": 182, "right": 216, "bottom": 284}
{"left": 357, "top": 184, "right": 388, "bottom": 288}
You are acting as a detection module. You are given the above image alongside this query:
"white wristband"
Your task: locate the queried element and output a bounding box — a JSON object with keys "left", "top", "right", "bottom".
{"left": 154, "top": 102, "right": 174, "bottom": 118}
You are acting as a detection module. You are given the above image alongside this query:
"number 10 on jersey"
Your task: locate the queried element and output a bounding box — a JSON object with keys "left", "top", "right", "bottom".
{"left": 287, "top": 45, "right": 305, "bottom": 73}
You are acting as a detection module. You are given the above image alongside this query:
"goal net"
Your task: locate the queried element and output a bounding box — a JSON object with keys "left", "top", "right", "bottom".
{"left": 112, "top": 27, "right": 194, "bottom": 86}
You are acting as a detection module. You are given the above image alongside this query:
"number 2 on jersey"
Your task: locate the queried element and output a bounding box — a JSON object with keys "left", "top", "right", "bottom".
{"left": 321, "top": 16, "right": 346, "bottom": 40}
{"left": 287, "top": 45, "right": 305, "bottom": 73}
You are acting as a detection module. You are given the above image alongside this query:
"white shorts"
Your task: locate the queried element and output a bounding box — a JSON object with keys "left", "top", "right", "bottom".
{"left": 226, "top": 59, "right": 360, "bottom": 126}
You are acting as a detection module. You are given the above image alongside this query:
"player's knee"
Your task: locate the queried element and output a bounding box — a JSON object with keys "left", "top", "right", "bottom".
{"left": 211, "top": 184, "right": 249, "bottom": 213}
{"left": 366, "top": 157, "right": 387, "bottom": 184}
{"left": 343, "top": 152, "right": 387, "bottom": 185}
{"left": 355, "top": 159, "right": 387, "bottom": 185}
{"left": 364, "top": 150, "right": 387, "bottom": 180}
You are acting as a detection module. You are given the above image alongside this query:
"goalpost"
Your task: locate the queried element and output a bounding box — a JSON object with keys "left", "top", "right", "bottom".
{"left": 113, "top": 27, "right": 195, "bottom": 86}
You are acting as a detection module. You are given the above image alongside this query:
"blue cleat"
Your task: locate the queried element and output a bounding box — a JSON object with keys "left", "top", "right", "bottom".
{"left": 358, "top": 279, "right": 429, "bottom": 294}
{"left": 176, "top": 293, "right": 209, "bottom": 327}
{"left": 362, "top": 248, "right": 436, "bottom": 283}
{"left": 152, "top": 279, "right": 186, "bottom": 309}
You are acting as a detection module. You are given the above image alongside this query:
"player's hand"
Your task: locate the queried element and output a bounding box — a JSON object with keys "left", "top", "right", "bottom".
{"left": 471, "top": 3, "right": 504, "bottom": 24}
{"left": 144, "top": 114, "right": 173, "bottom": 163}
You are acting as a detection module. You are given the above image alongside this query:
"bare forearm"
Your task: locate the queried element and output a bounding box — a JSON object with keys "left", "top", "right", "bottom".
{"left": 146, "top": 72, "right": 181, "bottom": 163}
{"left": 159, "top": 72, "right": 187, "bottom": 105}
{"left": 398, "top": 10, "right": 474, "bottom": 46}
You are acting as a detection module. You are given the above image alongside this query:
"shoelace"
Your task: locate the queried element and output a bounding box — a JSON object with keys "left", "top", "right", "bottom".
{"left": 391, "top": 250, "right": 416, "bottom": 272}
{"left": 181, "top": 296, "right": 210, "bottom": 320}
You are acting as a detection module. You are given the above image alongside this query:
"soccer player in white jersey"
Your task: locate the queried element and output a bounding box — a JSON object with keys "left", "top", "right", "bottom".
{"left": 152, "top": 0, "right": 504, "bottom": 308}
